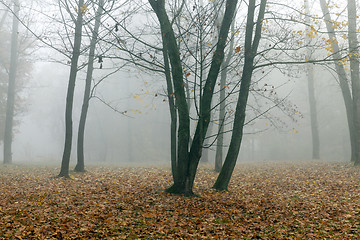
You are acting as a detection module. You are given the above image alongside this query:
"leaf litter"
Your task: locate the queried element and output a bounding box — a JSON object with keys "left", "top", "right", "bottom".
{"left": 0, "top": 161, "right": 359, "bottom": 239}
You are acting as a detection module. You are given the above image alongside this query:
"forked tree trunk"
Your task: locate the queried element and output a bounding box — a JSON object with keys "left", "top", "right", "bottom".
{"left": 58, "top": 0, "right": 84, "bottom": 177}
{"left": 149, "top": 0, "right": 237, "bottom": 195}
{"left": 148, "top": 0, "right": 191, "bottom": 194}
{"left": 319, "top": 0, "right": 357, "bottom": 163}
{"left": 214, "top": 0, "right": 267, "bottom": 191}
{"left": 3, "top": 0, "right": 20, "bottom": 164}
{"left": 75, "top": 0, "right": 104, "bottom": 172}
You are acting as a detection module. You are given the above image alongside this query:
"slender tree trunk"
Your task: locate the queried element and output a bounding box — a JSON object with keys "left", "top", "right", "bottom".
{"left": 215, "top": 20, "right": 235, "bottom": 172}
{"left": 305, "top": 0, "right": 320, "bottom": 159}
{"left": 214, "top": 0, "right": 267, "bottom": 191}
{"left": 75, "top": 0, "right": 104, "bottom": 172}
{"left": 162, "top": 42, "right": 178, "bottom": 183}
{"left": 347, "top": 0, "right": 360, "bottom": 165}
{"left": 319, "top": 0, "right": 357, "bottom": 163}
{"left": 186, "top": 0, "right": 238, "bottom": 194}
{"left": 58, "top": 0, "right": 84, "bottom": 177}
{"left": 3, "top": 0, "right": 19, "bottom": 164}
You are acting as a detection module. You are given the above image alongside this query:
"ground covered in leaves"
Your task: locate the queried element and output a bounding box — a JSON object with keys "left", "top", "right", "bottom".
{"left": 1, "top": 161, "right": 360, "bottom": 239}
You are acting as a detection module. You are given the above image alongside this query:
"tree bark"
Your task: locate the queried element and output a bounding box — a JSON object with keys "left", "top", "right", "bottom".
{"left": 213, "top": 0, "right": 267, "bottom": 191}
{"left": 162, "top": 40, "right": 178, "bottom": 183}
{"left": 3, "top": 0, "right": 20, "bottom": 164}
{"left": 305, "top": 0, "right": 320, "bottom": 159}
{"left": 58, "top": 0, "right": 84, "bottom": 177}
{"left": 319, "top": 0, "right": 357, "bottom": 163}
{"left": 75, "top": 0, "right": 104, "bottom": 172}
{"left": 215, "top": 20, "right": 235, "bottom": 172}
{"left": 347, "top": 0, "right": 360, "bottom": 165}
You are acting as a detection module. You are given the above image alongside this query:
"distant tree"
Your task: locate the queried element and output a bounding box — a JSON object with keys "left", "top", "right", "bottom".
{"left": 3, "top": 0, "right": 20, "bottom": 164}
{"left": 305, "top": 0, "right": 320, "bottom": 159}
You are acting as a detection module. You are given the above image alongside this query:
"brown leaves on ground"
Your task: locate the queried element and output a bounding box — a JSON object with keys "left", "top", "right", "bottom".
{"left": 0, "top": 161, "right": 360, "bottom": 239}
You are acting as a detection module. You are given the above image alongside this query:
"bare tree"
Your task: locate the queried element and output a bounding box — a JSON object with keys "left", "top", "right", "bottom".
{"left": 58, "top": 0, "right": 85, "bottom": 177}
{"left": 3, "top": 0, "right": 20, "bottom": 164}
{"left": 305, "top": 0, "right": 320, "bottom": 159}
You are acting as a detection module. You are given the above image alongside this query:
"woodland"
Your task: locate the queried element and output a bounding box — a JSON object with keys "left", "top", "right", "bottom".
{"left": 0, "top": 0, "right": 360, "bottom": 238}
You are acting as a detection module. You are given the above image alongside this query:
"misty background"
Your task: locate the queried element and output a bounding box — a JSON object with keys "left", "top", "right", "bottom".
{"left": 8, "top": 59, "right": 349, "bottom": 165}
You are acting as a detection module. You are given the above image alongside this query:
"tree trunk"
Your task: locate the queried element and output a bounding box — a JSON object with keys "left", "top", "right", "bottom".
{"left": 75, "top": 0, "right": 104, "bottom": 172}
{"left": 162, "top": 40, "right": 178, "bottom": 183}
{"left": 149, "top": 0, "right": 191, "bottom": 194}
{"left": 305, "top": 0, "right": 320, "bottom": 159}
{"left": 3, "top": 0, "right": 20, "bottom": 164}
{"left": 319, "top": 0, "right": 357, "bottom": 163}
{"left": 58, "top": 0, "right": 84, "bottom": 177}
{"left": 347, "top": 0, "right": 360, "bottom": 165}
{"left": 214, "top": 0, "right": 267, "bottom": 191}
{"left": 215, "top": 20, "right": 235, "bottom": 172}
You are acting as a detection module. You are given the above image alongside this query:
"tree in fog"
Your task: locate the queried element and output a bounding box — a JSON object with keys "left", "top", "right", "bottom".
{"left": 75, "top": 0, "right": 105, "bottom": 172}
{"left": 0, "top": 0, "right": 34, "bottom": 164}
{"left": 305, "top": 0, "right": 320, "bottom": 159}
{"left": 149, "top": 0, "right": 237, "bottom": 195}
{"left": 319, "top": 0, "right": 358, "bottom": 164}
{"left": 58, "top": 0, "right": 85, "bottom": 177}
{"left": 215, "top": 18, "right": 236, "bottom": 172}
{"left": 213, "top": 0, "right": 267, "bottom": 191}
{"left": 346, "top": 0, "right": 360, "bottom": 165}
{"left": 3, "top": 0, "right": 20, "bottom": 164}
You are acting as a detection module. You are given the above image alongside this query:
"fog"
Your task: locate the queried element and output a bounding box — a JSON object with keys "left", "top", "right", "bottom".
{"left": 0, "top": 0, "right": 352, "bottom": 168}
{"left": 8, "top": 59, "right": 349, "bottom": 166}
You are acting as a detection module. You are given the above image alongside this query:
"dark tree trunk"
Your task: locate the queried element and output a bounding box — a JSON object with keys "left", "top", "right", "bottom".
{"left": 58, "top": 0, "right": 84, "bottom": 177}
{"left": 162, "top": 40, "right": 178, "bottom": 183}
{"left": 149, "top": 0, "right": 191, "bottom": 194}
{"left": 75, "top": 0, "right": 104, "bottom": 172}
{"left": 320, "top": 0, "right": 358, "bottom": 163}
{"left": 3, "top": 0, "right": 19, "bottom": 164}
{"left": 213, "top": 0, "right": 267, "bottom": 191}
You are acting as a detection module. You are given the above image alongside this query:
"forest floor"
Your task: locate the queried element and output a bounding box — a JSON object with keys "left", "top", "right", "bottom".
{"left": 0, "top": 161, "right": 360, "bottom": 239}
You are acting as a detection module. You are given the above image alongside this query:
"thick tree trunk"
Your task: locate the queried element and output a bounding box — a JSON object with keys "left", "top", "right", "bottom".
{"left": 214, "top": 0, "right": 267, "bottom": 191}
{"left": 58, "top": 0, "right": 84, "bottom": 177}
{"left": 305, "top": 0, "right": 320, "bottom": 159}
{"left": 347, "top": 0, "right": 360, "bottom": 165}
{"left": 320, "top": 0, "right": 357, "bottom": 163}
{"left": 75, "top": 0, "right": 104, "bottom": 172}
{"left": 3, "top": 0, "right": 19, "bottom": 164}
